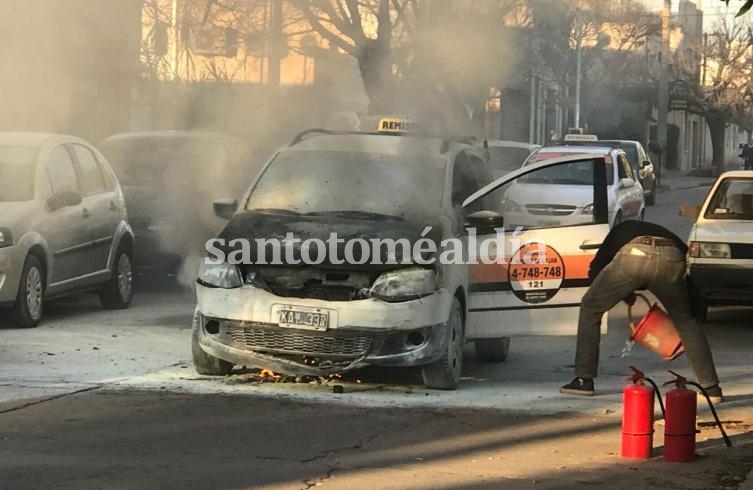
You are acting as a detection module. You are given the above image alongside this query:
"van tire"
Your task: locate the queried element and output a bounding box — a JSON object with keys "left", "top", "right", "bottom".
{"left": 475, "top": 337, "right": 510, "bottom": 362}
{"left": 191, "top": 311, "right": 233, "bottom": 375}
{"left": 422, "top": 298, "right": 464, "bottom": 390}
{"left": 646, "top": 189, "right": 656, "bottom": 206}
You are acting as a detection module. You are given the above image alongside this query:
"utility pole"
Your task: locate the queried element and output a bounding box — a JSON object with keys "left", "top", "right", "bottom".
{"left": 573, "top": 2, "right": 583, "bottom": 131}
{"left": 657, "top": 0, "right": 671, "bottom": 186}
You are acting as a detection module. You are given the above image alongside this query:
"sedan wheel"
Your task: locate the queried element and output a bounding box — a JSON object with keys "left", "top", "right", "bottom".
{"left": 116, "top": 253, "right": 133, "bottom": 303}
{"left": 99, "top": 246, "right": 134, "bottom": 309}
{"left": 10, "top": 255, "right": 45, "bottom": 328}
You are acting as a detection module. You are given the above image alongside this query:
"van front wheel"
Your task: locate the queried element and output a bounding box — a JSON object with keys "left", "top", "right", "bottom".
{"left": 422, "top": 298, "right": 464, "bottom": 390}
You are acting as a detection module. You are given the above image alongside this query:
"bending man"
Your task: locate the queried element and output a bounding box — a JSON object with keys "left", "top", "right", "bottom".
{"left": 559, "top": 220, "right": 723, "bottom": 404}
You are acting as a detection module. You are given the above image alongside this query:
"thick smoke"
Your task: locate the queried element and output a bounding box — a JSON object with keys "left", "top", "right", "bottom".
{"left": 1, "top": 0, "right": 528, "bottom": 290}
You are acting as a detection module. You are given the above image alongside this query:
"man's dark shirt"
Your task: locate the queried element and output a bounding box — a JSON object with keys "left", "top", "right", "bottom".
{"left": 588, "top": 220, "right": 688, "bottom": 280}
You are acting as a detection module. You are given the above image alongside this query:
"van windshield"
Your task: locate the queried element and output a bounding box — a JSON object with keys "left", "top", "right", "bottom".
{"left": 246, "top": 150, "right": 446, "bottom": 221}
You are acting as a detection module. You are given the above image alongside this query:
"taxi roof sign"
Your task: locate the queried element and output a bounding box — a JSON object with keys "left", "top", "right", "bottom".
{"left": 564, "top": 134, "right": 598, "bottom": 142}
{"left": 377, "top": 117, "right": 420, "bottom": 134}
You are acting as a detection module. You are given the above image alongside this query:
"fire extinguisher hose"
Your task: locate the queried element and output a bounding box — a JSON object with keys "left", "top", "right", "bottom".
{"left": 687, "top": 381, "right": 733, "bottom": 448}
{"left": 643, "top": 376, "right": 666, "bottom": 419}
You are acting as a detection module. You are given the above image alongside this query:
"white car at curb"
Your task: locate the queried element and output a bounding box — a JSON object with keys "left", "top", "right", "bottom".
{"left": 682, "top": 170, "right": 753, "bottom": 321}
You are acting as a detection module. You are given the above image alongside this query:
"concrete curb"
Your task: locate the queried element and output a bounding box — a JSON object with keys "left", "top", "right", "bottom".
{"left": 658, "top": 181, "right": 714, "bottom": 192}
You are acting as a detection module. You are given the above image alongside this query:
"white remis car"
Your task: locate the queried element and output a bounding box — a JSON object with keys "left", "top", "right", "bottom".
{"left": 515, "top": 145, "right": 645, "bottom": 229}
{"left": 682, "top": 170, "right": 753, "bottom": 321}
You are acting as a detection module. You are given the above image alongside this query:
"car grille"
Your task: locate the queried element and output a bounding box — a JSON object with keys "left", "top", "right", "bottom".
{"left": 227, "top": 322, "right": 381, "bottom": 358}
{"left": 525, "top": 204, "right": 576, "bottom": 216}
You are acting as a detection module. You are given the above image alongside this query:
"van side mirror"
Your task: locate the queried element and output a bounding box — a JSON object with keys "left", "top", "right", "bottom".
{"left": 679, "top": 205, "right": 701, "bottom": 220}
{"left": 47, "top": 189, "right": 82, "bottom": 211}
{"left": 465, "top": 210, "right": 504, "bottom": 234}
{"left": 213, "top": 198, "right": 238, "bottom": 220}
{"left": 620, "top": 177, "right": 635, "bottom": 189}
{"left": 641, "top": 160, "right": 652, "bottom": 168}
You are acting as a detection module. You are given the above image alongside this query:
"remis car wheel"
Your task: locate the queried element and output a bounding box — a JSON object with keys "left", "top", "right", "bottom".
{"left": 475, "top": 337, "right": 510, "bottom": 362}
{"left": 99, "top": 246, "right": 133, "bottom": 309}
{"left": 422, "top": 298, "right": 464, "bottom": 390}
{"left": 646, "top": 190, "right": 656, "bottom": 206}
{"left": 10, "top": 255, "right": 45, "bottom": 328}
{"left": 191, "top": 312, "right": 233, "bottom": 375}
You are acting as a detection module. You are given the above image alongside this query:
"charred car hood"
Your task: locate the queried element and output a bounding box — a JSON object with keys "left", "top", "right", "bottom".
{"left": 216, "top": 212, "right": 441, "bottom": 269}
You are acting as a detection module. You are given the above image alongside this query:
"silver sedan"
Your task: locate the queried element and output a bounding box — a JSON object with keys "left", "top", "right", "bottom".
{"left": 0, "top": 133, "right": 134, "bottom": 327}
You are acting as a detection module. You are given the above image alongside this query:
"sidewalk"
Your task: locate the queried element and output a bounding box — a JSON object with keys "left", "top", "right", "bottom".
{"left": 657, "top": 168, "right": 716, "bottom": 191}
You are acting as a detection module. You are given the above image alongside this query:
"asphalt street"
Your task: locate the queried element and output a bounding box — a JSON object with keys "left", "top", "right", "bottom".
{"left": 2, "top": 184, "right": 753, "bottom": 489}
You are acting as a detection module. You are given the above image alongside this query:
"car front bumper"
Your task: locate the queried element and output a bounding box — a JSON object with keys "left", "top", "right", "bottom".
{"left": 194, "top": 284, "right": 455, "bottom": 376}
{"left": 0, "top": 245, "right": 25, "bottom": 306}
{"left": 688, "top": 263, "right": 753, "bottom": 305}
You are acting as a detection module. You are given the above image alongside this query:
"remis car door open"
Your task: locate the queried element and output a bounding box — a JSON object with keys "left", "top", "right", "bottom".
{"left": 462, "top": 155, "right": 611, "bottom": 337}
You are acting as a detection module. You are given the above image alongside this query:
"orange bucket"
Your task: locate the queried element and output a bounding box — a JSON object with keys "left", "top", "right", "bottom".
{"left": 627, "top": 294, "right": 685, "bottom": 361}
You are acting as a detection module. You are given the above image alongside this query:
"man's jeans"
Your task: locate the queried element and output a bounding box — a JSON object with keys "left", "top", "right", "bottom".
{"left": 575, "top": 242, "right": 720, "bottom": 388}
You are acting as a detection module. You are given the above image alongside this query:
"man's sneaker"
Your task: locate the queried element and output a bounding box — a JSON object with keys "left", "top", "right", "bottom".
{"left": 560, "top": 377, "right": 595, "bottom": 396}
{"left": 700, "top": 385, "right": 723, "bottom": 406}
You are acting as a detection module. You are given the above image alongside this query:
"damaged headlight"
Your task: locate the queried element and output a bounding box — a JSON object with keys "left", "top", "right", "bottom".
{"left": 370, "top": 267, "right": 437, "bottom": 302}
{"left": 197, "top": 261, "right": 242, "bottom": 288}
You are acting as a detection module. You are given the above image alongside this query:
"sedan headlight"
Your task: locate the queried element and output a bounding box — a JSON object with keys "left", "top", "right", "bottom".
{"left": 502, "top": 199, "right": 523, "bottom": 213}
{"left": 688, "top": 242, "right": 731, "bottom": 259}
{"left": 370, "top": 267, "right": 437, "bottom": 302}
{"left": 0, "top": 227, "right": 11, "bottom": 248}
{"left": 581, "top": 203, "right": 594, "bottom": 215}
{"left": 197, "top": 261, "right": 242, "bottom": 288}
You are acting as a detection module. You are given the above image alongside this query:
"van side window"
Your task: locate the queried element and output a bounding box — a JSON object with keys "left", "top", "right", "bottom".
{"left": 452, "top": 152, "right": 478, "bottom": 204}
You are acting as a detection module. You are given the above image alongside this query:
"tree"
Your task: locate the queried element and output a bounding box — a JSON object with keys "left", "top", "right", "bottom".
{"left": 288, "top": 0, "right": 523, "bottom": 129}
{"left": 721, "top": 0, "right": 753, "bottom": 17}
{"left": 523, "top": 0, "right": 650, "bottom": 133}
{"left": 288, "top": 0, "right": 411, "bottom": 113}
{"left": 684, "top": 18, "right": 753, "bottom": 167}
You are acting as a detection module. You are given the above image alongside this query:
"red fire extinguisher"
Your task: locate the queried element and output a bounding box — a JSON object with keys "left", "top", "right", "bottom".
{"left": 662, "top": 371, "right": 697, "bottom": 462}
{"left": 622, "top": 366, "right": 663, "bottom": 459}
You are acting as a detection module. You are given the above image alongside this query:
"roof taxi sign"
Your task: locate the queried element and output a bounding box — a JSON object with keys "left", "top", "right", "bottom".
{"left": 563, "top": 133, "right": 598, "bottom": 142}
{"left": 377, "top": 117, "right": 420, "bottom": 134}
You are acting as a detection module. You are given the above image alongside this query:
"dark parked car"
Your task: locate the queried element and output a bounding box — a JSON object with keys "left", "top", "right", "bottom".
{"left": 98, "top": 131, "right": 250, "bottom": 274}
{"left": 562, "top": 136, "right": 657, "bottom": 205}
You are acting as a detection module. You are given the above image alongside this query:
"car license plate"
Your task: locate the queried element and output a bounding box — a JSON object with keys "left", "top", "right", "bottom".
{"left": 272, "top": 305, "right": 333, "bottom": 331}
{"left": 537, "top": 219, "right": 560, "bottom": 226}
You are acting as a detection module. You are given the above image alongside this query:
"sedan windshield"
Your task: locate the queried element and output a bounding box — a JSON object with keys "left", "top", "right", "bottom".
{"left": 0, "top": 145, "right": 38, "bottom": 202}
{"left": 705, "top": 178, "right": 753, "bottom": 220}
{"left": 522, "top": 154, "right": 613, "bottom": 185}
{"left": 246, "top": 150, "right": 446, "bottom": 220}
{"left": 100, "top": 137, "right": 224, "bottom": 187}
